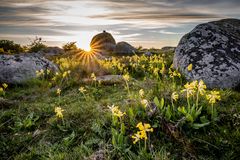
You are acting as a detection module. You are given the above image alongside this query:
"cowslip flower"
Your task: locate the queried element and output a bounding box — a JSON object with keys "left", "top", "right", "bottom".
{"left": 136, "top": 122, "right": 153, "bottom": 133}
{"left": 62, "top": 71, "right": 68, "bottom": 78}
{"left": 139, "top": 89, "right": 144, "bottom": 98}
{"left": 198, "top": 80, "right": 207, "bottom": 95}
{"left": 171, "top": 92, "right": 179, "bottom": 101}
{"left": 132, "top": 122, "right": 153, "bottom": 143}
{"left": 181, "top": 82, "right": 196, "bottom": 98}
{"left": 108, "top": 105, "right": 125, "bottom": 118}
{"left": 55, "top": 107, "right": 64, "bottom": 118}
{"left": 187, "top": 64, "right": 193, "bottom": 71}
{"left": 56, "top": 88, "right": 61, "bottom": 95}
{"left": 141, "top": 99, "right": 148, "bottom": 108}
{"left": 0, "top": 87, "right": 3, "bottom": 93}
{"left": 131, "top": 131, "right": 142, "bottom": 144}
{"left": 123, "top": 74, "right": 130, "bottom": 81}
{"left": 2, "top": 83, "right": 8, "bottom": 89}
{"left": 206, "top": 91, "right": 221, "bottom": 104}
{"left": 91, "top": 73, "right": 97, "bottom": 81}
{"left": 79, "top": 87, "right": 86, "bottom": 93}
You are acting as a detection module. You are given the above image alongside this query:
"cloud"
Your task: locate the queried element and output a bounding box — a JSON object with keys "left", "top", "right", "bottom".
{"left": 151, "top": 30, "right": 184, "bottom": 35}
{"left": 0, "top": 0, "right": 240, "bottom": 48}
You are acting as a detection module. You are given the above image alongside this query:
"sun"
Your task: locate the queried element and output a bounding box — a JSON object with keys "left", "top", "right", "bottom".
{"left": 82, "top": 45, "right": 92, "bottom": 52}
{"left": 76, "top": 41, "right": 92, "bottom": 52}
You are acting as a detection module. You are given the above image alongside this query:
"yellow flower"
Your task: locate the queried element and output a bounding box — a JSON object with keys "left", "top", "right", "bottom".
{"left": 123, "top": 74, "right": 130, "bottom": 81}
{"left": 0, "top": 87, "right": 3, "bottom": 93}
{"left": 206, "top": 91, "right": 221, "bottom": 104}
{"left": 187, "top": 64, "right": 193, "bottom": 71}
{"left": 131, "top": 131, "right": 141, "bottom": 144}
{"left": 181, "top": 81, "right": 197, "bottom": 98}
{"left": 2, "top": 83, "right": 8, "bottom": 89}
{"left": 139, "top": 89, "right": 144, "bottom": 98}
{"left": 56, "top": 88, "right": 61, "bottom": 95}
{"left": 171, "top": 92, "right": 179, "bottom": 101}
{"left": 141, "top": 99, "right": 148, "bottom": 108}
{"left": 198, "top": 80, "right": 207, "bottom": 95}
{"left": 36, "top": 69, "right": 44, "bottom": 77}
{"left": 91, "top": 73, "right": 97, "bottom": 81}
{"left": 55, "top": 107, "right": 64, "bottom": 118}
{"left": 62, "top": 71, "right": 68, "bottom": 78}
{"left": 153, "top": 68, "right": 159, "bottom": 76}
{"left": 46, "top": 69, "right": 51, "bottom": 75}
{"left": 108, "top": 105, "right": 125, "bottom": 118}
{"left": 136, "top": 122, "right": 153, "bottom": 133}
{"left": 79, "top": 87, "right": 86, "bottom": 93}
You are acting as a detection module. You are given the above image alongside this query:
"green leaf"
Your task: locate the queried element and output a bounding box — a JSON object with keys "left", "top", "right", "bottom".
{"left": 186, "top": 113, "right": 193, "bottom": 122}
{"left": 192, "top": 122, "right": 210, "bottom": 129}
{"left": 200, "top": 116, "right": 210, "bottom": 123}
{"left": 166, "top": 105, "right": 172, "bottom": 120}
{"left": 153, "top": 97, "right": 160, "bottom": 107}
{"left": 160, "top": 98, "right": 165, "bottom": 109}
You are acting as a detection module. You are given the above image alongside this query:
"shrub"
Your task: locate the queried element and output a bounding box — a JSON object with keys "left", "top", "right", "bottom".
{"left": 0, "top": 40, "right": 24, "bottom": 54}
{"left": 28, "top": 37, "right": 47, "bottom": 53}
{"left": 62, "top": 42, "right": 78, "bottom": 52}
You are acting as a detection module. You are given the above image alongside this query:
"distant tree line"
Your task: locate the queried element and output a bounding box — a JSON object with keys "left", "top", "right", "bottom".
{"left": 0, "top": 37, "right": 82, "bottom": 55}
{"left": 0, "top": 37, "right": 48, "bottom": 54}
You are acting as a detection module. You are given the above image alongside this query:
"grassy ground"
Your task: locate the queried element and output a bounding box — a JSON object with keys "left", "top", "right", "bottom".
{"left": 0, "top": 52, "right": 240, "bottom": 159}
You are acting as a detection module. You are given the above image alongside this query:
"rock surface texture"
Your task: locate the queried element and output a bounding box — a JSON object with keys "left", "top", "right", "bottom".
{"left": 0, "top": 54, "right": 59, "bottom": 84}
{"left": 173, "top": 19, "right": 240, "bottom": 89}
{"left": 114, "top": 41, "right": 136, "bottom": 55}
{"left": 90, "top": 31, "right": 116, "bottom": 54}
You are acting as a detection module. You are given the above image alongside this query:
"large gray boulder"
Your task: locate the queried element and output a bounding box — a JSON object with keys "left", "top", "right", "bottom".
{"left": 38, "top": 46, "right": 64, "bottom": 57}
{"left": 90, "top": 31, "right": 116, "bottom": 55}
{"left": 0, "top": 54, "right": 59, "bottom": 84}
{"left": 173, "top": 19, "right": 240, "bottom": 89}
{"left": 114, "top": 42, "right": 136, "bottom": 55}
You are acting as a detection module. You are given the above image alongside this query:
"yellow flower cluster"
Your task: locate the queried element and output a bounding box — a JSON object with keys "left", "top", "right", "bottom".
{"left": 171, "top": 92, "right": 179, "bottom": 101}
{"left": 169, "top": 69, "right": 181, "bottom": 78}
{"left": 139, "top": 89, "right": 144, "bottom": 98}
{"left": 0, "top": 83, "right": 8, "bottom": 96}
{"left": 181, "top": 80, "right": 207, "bottom": 98}
{"left": 132, "top": 122, "right": 153, "bottom": 144}
{"left": 56, "top": 88, "right": 61, "bottom": 95}
{"left": 36, "top": 69, "right": 44, "bottom": 77}
{"left": 91, "top": 73, "right": 97, "bottom": 81}
{"left": 206, "top": 91, "right": 221, "bottom": 104}
{"left": 108, "top": 105, "right": 126, "bottom": 118}
{"left": 55, "top": 107, "right": 64, "bottom": 118}
{"left": 62, "top": 70, "right": 71, "bottom": 78}
{"left": 123, "top": 74, "right": 130, "bottom": 81}
{"left": 79, "top": 86, "right": 86, "bottom": 93}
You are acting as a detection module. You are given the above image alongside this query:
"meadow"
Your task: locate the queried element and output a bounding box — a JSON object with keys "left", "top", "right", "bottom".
{"left": 0, "top": 49, "right": 240, "bottom": 160}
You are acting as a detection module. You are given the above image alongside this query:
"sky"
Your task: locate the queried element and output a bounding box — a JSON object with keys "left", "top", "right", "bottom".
{"left": 0, "top": 0, "right": 239, "bottom": 50}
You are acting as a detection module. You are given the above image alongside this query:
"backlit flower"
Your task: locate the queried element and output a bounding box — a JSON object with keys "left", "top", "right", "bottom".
{"left": 123, "top": 74, "right": 130, "bottom": 81}
{"left": 136, "top": 122, "right": 153, "bottom": 133}
{"left": 198, "top": 80, "right": 207, "bottom": 95}
{"left": 187, "top": 64, "right": 193, "bottom": 71}
{"left": 181, "top": 82, "right": 196, "bottom": 98}
{"left": 55, "top": 107, "right": 64, "bottom": 118}
{"left": 131, "top": 131, "right": 141, "bottom": 144}
{"left": 79, "top": 87, "right": 86, "bottom": 93}
{"left": 206, "top": 91, "right": 221, "bottom": 104}
{"left": 56, "top": 88, "right": 61, "bottom": 95}
{"left": 91, "top": 73, "right": 97, "bottom": 81}
{"left": 139, "top": 89, "right": 144, "bottom": 98}
{"left": 141, "top": 99, "right": 148, "bottom": 108}
{"left": 108, "top": 105, "right": 126, "bottom": 118}
{"left": 171, "top": 92, "right": 179, "bottom": 101}
{"left": 2, "top": 83, "right": 8, "bottom": 89}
